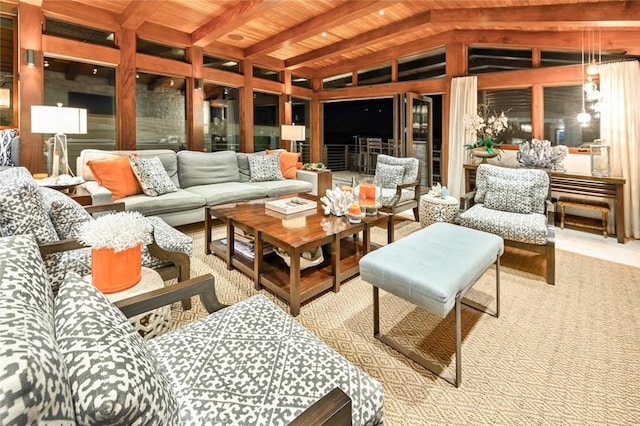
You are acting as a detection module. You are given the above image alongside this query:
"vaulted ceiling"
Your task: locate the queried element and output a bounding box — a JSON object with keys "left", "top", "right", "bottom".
{"left": 3, "top": 0, "right": 640, "bottom": 80}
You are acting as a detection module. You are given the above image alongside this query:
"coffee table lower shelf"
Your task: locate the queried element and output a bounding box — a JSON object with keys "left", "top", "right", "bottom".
{"left": 209, "top": 236, "right": 374, "bottom": 315}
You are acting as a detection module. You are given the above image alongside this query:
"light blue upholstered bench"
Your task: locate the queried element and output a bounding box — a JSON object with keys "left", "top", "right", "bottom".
{"left": 359, "top": 222, "right": 504, "bottom": 387}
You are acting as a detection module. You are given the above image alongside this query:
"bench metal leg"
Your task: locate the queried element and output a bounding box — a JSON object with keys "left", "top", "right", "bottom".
{"left": 460, "top": 254, "right": 500, "bottom": 318}
{"left": 372, "top": 254, "right": 501, "bottom": 388}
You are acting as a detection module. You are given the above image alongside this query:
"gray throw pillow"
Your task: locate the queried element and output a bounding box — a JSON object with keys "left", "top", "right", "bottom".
{"left": 40, "top": 186, "right": 93, "bottom": 239}
{"left": 373, "top": 162, "right": 404, "bottom": 189}
{"left": 54, "top": 272, "right": 181, "bottom": 425}
{"left": 0, "top": 129, "right": 17, "bottom": 166}
{"left": 248, "top": 153, "right": 284, "bottom": 182}
{"left": 484, "top": 176, "right": 534, "bottom": 214}
{"left": 129, "top": 155, "right": 178, "bottom": 197}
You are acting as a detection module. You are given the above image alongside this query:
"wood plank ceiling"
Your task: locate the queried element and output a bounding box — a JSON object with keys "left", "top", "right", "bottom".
{"left": 4, "top": 0, "right": 640, "bottom": 80}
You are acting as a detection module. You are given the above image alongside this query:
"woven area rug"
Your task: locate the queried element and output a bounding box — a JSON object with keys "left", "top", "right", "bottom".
{"left": 171, "top": 220, "right": 640, "bottom": 425}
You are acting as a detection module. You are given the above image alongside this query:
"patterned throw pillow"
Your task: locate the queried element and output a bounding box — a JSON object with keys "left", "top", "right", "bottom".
{"left": 40, "top": 186, "right": 93, "bottom": 239}
{"left": 484, "top": 176, "right": 534, "bottom": 214}
{"left": 54, "top": 272, "right": 181, "bottom": 425}
{"left": 0, "top": 234, "right": 75, "bottom": 424}
{"left": 373, "top": 162, "right": 404, "bottom": 189}
{"left": 129, "top": 155, "right": 178, "bottom": 197}
{"left": 0, "top": 129, "right": 17, "bottom": 166}
{"left": 0, "top": 167, "right": 59, "bottom": 243}
{"left": 248, "top": 153, "right": 284, "bottom": 182}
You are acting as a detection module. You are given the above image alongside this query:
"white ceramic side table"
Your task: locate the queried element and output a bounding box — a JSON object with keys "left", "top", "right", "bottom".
{"left": 419, "top": 195, "right": 460, "bottom": 228}
{"left": 88, "top": 267, "right": 172, "bottom": 339}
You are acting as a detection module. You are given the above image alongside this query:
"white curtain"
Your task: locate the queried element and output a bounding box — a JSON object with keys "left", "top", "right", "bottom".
{"left": 446, "top": 76, "right": 477, "bottom": 198}
{"left": 600, "top": 60, "right": 640, "bottom": 239}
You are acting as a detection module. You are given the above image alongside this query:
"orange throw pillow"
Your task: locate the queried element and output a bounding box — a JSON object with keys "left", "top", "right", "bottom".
{"left": 267, "top": 151, "right": 300, "bottom": 179}
{"left": 87, "top": 155, "right": 143, "bottom": 199}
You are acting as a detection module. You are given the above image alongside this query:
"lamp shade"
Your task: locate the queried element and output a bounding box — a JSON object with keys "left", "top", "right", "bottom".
{"left": 31, "top": 105, "right": 87, "bottom": 134}
{"left": 280, "top": 124, "right": 305, "bottom": 141}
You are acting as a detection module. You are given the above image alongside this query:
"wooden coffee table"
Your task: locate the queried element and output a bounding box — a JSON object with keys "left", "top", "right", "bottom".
{"left": 205, "top": 196, "right": 393, "bottom": 316}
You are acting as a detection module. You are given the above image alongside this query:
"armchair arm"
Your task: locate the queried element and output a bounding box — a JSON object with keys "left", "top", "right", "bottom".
{"left": 387, "top": 179, "right": 421, "bottom": 208}
{"left": 289, "top": 387, "right": 352, "bottom": 426}
{"left": 545, "top": 199, "right": 555, "bottom": 226}
{"left": 85, "top": 201, "right": 125, "bottom": 215}
{"left": 459, "top": 191, "right": 476, "bottom": 212}
{"left": 115, "top": 273, "right": 227, "bottom": 317}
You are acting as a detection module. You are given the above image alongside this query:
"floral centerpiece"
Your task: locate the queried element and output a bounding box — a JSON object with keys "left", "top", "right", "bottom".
{"left": 79, "top": 211, "right": 153, "bottom": 293}
{"left": 463, "top": 103, "right": 510, "bottom": 156}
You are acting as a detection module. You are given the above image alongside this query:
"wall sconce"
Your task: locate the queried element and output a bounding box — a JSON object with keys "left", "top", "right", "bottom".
{"left": 195, "top": 78, "right": 203, "bottom": 90}
{"left": 286, "top": 95, "right": 292, "bottom": 104}
{"left": 25, "top": 49, "right": 36, "bottom": 67}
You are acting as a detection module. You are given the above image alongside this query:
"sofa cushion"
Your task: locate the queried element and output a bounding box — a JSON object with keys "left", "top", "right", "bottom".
{"left": 129, "top": 155, "right": 178, "bottom": 197}
{"left": 459, "top": 204, "right": 548, "bottom": 245}
{"left": 185, "top": 182, "right": 268, "bottom": 206}
{"left": 236, "top": 152, "right": 253, "bottom": 182}
{"left": 0, "top": 167, "right": 59, "bottom": 243}
{"left": 249, "top": 179, "right": 312, "bottom": 197}
{"left": 40, "top": 186, "right": 93, "bottom": 239}
{"left": 0, "top": 234, "right": 75, "bottom": 424}
{"left": 0, "top": 129, "right": 17, "bottom": 166}
{"left": 484, "top": 176, "right": 534, "bottom": 214}
{"left": 248, "top": 153, "right": 284, "bottom": 182}
{"left": 54, "top": 272, "right": 181, "bottom": 425}
{"left": 120, "top": 189, "right": 206, "bottom": 216}
{"left": 87, "top": 155, "right": 143, "bottom": 199}
{"left": 373, "top": 162, "right": 404, "bottom": 189}
{"left": 177, "top": 150, "right": 240, "bottom": 187}
{"left": 148, "top": 294, "right": 384, "bottom": 426}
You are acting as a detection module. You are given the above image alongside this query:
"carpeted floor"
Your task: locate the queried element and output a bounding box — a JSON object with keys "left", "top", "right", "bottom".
{"left": 171, "top": 220, "right": 640, "bottom": 425}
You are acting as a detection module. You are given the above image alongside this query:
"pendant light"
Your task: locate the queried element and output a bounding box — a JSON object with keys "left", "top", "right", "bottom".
{"left": 577, "top": 29, "right": 591, "bottom": 126}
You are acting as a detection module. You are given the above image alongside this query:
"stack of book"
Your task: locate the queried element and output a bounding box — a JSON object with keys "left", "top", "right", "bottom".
{"left": 220, "top": 229, "right": 273, "bottom": 260}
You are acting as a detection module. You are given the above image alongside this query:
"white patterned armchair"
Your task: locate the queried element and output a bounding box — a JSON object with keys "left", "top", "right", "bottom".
{"left": 361, "top": 154, "right": 422, "bottom": 220}
{"left": 459, "top": 164, "right": 555, "bottom": 284}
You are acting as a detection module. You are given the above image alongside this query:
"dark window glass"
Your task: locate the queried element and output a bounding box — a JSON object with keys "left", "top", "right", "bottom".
{"left": 254, "top": 91, "right": 279, "bottom": 151}
{"left": 44, "top": 18, "right": 115, "bottom": 47}
{"left": 137, "top": 39, "right": 186, "bottom": 62}
{"left": 253, "top": 66, "right": 280, "bottom": 82}
{"left": 357, "top": 64, "right": 391, "bottom": 85}
{"left": 322, "top": 73, "right": 352, "bottom": 89}
{"left": 469, "top": 47, "right": 532, "bottom": 74}
{"left": 478, "top": 88, "right": 532, "bottom": 144}
{"left": 203, "top": 54, "right": 240, "bottom": 74}
{"left": 398, "top": 50, "right": 446, "bottom": 81}
{"left": 544, "top": 85, "right": 600, "bottom": 147}
{"left": 292, "top": 75, "right": 310, "bottom": 88}
{"left": 203, "top": 84, "right": 240, "bottom": 152}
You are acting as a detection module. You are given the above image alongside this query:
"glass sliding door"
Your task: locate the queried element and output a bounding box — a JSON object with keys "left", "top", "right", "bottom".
{"left": 398, "top": 93, "right": 432, "bottom": 187}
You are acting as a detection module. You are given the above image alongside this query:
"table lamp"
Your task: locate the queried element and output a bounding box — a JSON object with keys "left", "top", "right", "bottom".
{"left": 31, "top": 104, "right": 87, "bottom": 180}
{"left": 280, "top": 124, "right": 305, "bottom": 153}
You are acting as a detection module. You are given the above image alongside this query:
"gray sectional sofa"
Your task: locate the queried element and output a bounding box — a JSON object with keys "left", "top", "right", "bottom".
{"left": 76, "top": 149, "right": 319, "bottom": 227}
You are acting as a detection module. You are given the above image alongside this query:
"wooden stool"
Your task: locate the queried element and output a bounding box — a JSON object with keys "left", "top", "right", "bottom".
{"left": 557, "top": 197, "right": 610, "bottom": 237}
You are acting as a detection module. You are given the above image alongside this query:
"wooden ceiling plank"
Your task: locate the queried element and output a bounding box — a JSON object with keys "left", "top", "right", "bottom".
{"left": 245, "top": 0, "right": 395, "bottom": 59}
{"left": 120, "top": 0, "right": 161, "bottom": 30}
{"left": 286, "top": 10, "right": 433, "bottom": 70}
{"left": 41, "top": 0, "right": 120, "bottom": 31}
{"left": 432, "top": 1, "right": 640, "bottom": 27}
{"left": 192, "top": 0, "right": 274, "bottom": 48}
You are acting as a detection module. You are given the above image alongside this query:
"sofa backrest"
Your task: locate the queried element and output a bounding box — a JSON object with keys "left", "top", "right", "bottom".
{"left": 0, "top": 234, "right": 76, "bottom": 423}
{"left": 77, "top": 149, "right": 180, "bottom": 187}
{"left": 176, "top": 150, "right": 240, "bottom": 187}
{"left": 474, "top": 164, "right": 549, "bottom": 214}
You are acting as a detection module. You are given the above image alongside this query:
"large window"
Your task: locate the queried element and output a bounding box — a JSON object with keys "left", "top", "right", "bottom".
{"left": 253, "top": 92, "right": 279, "bottom": 151}
{"left": 291, "top": 97, "right": 310, "bottom": 163}
{"left": 0, "top": 16, "right": 15, "bottom": 129}
{"left": 469, "top": 47, "right": 532, "bottom": 74}
{"left": 135, "top": 72, "right": 186, "bottom": 149}
{"left": 544, "top": 85, "right": 600, "bottom": 148}
{"left": 478, "top": 89, "right": 532, "bottom": 144}
{"left": 398, "top": 50, "right": 446, "bottom": 81}
{"left": 203, "top": 54, "right": 240, "bottom": 74}
{"left": 204, "top": 84, "right": 239, "bottom": 152}
{"left": 43, "top": 57, "right": 116, "bottom": 174}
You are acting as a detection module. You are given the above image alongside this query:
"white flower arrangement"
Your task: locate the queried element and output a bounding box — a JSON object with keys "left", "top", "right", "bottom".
{"left": 464, "top": 103, "right": 510, "bottom": 154}
{"left": 78, "top": 211, "right": 153, "bottom": 252}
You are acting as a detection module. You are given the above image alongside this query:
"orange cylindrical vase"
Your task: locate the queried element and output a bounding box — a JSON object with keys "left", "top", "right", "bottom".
{"left": 91, "top": 244, "right": 142, "bottom": 293}
{"left": 359, "top": 182, "right": 377, "bottom": 206}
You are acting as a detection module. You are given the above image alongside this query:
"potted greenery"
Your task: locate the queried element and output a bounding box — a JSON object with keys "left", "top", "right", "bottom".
{"left": 463, "top": 103, "right": 510, "bottom": 161}
{"left": 78, "top": 211, "right": 153, "bottom": 293}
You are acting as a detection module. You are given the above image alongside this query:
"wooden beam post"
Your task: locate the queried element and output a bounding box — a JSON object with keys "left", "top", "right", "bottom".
{"left": 310, "top": 78, "right": 322, "bottom": 163}
{"left": 18, "top": 3, "right": 44, "bottom": 174}
{"left": 280, "top": 69, "right": 292, "bottom": 149}
{"left": 187, "top": 46, "right": 204, "bottom": 151}
{"left": 240, "top": 59, "right": 254, "bottom": 153}
{"left": 116, "top": 28, "right": 136, "bottom": 150}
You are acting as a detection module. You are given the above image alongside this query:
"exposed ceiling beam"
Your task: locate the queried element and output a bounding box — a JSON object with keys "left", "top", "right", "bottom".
{"left": 245, "top": 0, "right": 394, "bottom": 59}
{"left": 285, "top": 10, "right": 434, "bottom": 70}
{"left": 120, "top": 0, "right": 161, "bottom": 30}
{"left": 191, "top": 0, "right": 275, "bottom": 48}
{"left": 431, "top": 1, "right": 640, "bottom": 27}
{"left": 314, "top": 31, "right": 451, "bottom": 79}
{"left": 41, "top": 0, "right": 120, "bottom": 31}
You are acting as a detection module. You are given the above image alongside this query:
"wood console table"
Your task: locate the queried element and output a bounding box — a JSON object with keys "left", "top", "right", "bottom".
{"left": 463, "top": 164, "right": 626, "bottom": 244}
